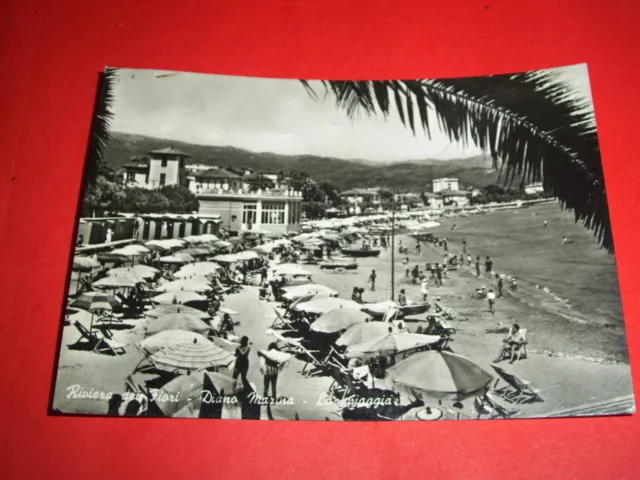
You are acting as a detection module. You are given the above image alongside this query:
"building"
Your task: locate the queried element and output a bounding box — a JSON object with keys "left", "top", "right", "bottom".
{"left": 185, "top": 163, "right": 215, "bottom": 173}
{"left": 422, "top": 192, "right": 445, "bottom": 209}
{"left": 123, "top": 147, "right": 189, "bottom": 188}
{"left": 432, "top": 177, "right": 459, "bottom": 193}
{"left": 196, "top": 188, "right": 303, "bottom": 236}
{"left": 187, "top": 167, "right": 244, "bottom": 193}
{"left": 339, "top": 188, "right": 382, "bottom": 205}
{"left": 525, "top": 182, "right": 545, "bottom": 195}
{"left": 439, "top": 188, "right": 471, "bottom": 207}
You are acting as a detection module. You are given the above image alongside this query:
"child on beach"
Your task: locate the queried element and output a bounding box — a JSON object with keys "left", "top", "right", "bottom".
{"left": 398, "top": 289, "right": 407, "bottom": 306}
{"left": 404, "top": 258, "right": 410, "bottom": 278}
{"left": 420, "top": 277, "right": 429, "bottom": 302}
{"left": 368, "top": 269, "right": 377, "bottom": 291}
{"left": 487, "top": 289, "right": 496, "bottom": 314}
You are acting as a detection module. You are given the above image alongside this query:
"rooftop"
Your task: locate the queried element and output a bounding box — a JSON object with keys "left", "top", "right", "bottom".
{"left": 148, "top": 146, "right": 190, "bottom": 157}
{"left": 340, "top": 188, "right": 381, "bottom": 196}
{"left": 189, "top": 168, "right": 242, "bottom": 180}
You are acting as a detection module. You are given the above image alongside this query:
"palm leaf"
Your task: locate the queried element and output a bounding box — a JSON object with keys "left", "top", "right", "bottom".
{"left": 86, "top": 68, "right": 117, "bottom": 186}
{"left": 301, "top": 72, "right": 613, "bottom": 252}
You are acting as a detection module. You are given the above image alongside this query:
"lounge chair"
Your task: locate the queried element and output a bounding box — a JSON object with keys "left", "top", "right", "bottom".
{"left": 494, "top": 328, "right": 528, "bottom": 363}
{"left": 326, "top": 363, "right": 367, "bottom": 402}
{"left": 490, "top": 365, "right": 543, "bottom": 404}
{"left": 72, "top": 321, "right": 126, "bottom": 355}
{"left": 268, "top": 329, "right": 331, "bottom": 376}
{"left": 270, "top": 308, "right": 298, "bottom": 332}
{"left": 474, "top": 392, "right": 522, "bottom": 419}
{"left": 433, "top": 302, "right": 461, "bottom": 322}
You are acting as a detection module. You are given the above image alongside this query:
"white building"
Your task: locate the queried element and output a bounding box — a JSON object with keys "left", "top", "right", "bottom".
{"left": 123, "top": 146, "right": 189, "bottom": 189}
{"left": 422, "top": 192, "right": 445, "bottom": 210}
{"left": 439, "top": 189, "right": 471, "bottom": 207}
{"left": 432, "top": 177, "right": 459, "bottom": 193}
{"left": 185, "top": 164, "right": 215, "bottom": 173}
{"left": 339, "top": 188, "right": 382, "bottom": 205}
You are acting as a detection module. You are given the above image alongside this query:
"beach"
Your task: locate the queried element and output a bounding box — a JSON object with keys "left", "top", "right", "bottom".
{"left": 53, "top": 201, "right": 634, "bottom": 420}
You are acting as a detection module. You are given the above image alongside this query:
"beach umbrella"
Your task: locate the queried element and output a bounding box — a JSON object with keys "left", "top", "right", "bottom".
{"left": 151, "top": 291, "right": 207, "bottom": 305}
{"left": 69, "top": 292, "right": 120, "bottom": 331}
{"left": 154, "top": 279, "right": 212, "bottom": 293}
{"left": 111, "top": 245, "right": 149, "bottom": 257}
{"left": 346, "top": 332, "right": 441, "bottom": 359}
{"left": 72, "top": 255, "right": 100, "bottom": 272}
{"left": 218, "top": 307, "right": 239, "bottom": 315}
{"left": 154, "top": 371, "right": 239, "bottom": 418}
{"left": 145, "top": 304, "right": 210, "bottom": 319}
{"left": 145, "top": 240, "right": 172, "bottom": 251}
{"left": 294, "top": 297, "right": 362, "bottom": 315}
{"left": 139, "top": 330, "right": 213, "bottom": 355}
{"left": 179, "top": 247, "right": 211, "bottom": 257}
{"left": 93, "top": 275, "right": 141, "bottom": 289}
{"left": 149, "top": 339, "right": 234, "bottom": 373}
{"left": 144, "top": 313, "right": 211, "bottom": 336}
{"left": 159, "top": 253, "right": 195, "bottom": 264}
{"left": 336, "top": 322, "right": 399, "bottom": 347}
{"left": 108, "top": 265, "right": 158, "bottom": 279}
{"left": 311, "top": 308, "right": 370, "bottom": 333}
{"left": 386, "top": 351, "right": 494, "bottom": 401}
{"left": 282, "top": 283, "right": 338, "bottom": 300}
{"left": 174, "top": 262, "right": 222, "bottom": 278}
{"left": 273, "top": 264, "right": 312, "bottom": 276}
{"left": 70, "top": 291, "right": 119, "bottom": 311}
{"left": 235, "top": 250, "right": 260, "bottom": 260}
{"left": 214, "top": 240, "right": 232, "bottom": 249}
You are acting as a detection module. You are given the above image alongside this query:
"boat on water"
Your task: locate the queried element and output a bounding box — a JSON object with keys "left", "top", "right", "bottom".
{"left": 340, "top": 248, "right": 381, "bottom": 258}
{"left": 319, "top": 261, "right": 358, "bottom": 270}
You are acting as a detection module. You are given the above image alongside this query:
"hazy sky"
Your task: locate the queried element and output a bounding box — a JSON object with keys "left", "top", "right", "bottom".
{"left": 111, "top": 64, "right": 593, "bottom": 162}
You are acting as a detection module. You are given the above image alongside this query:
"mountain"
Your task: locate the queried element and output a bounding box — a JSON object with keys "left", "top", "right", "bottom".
{"left": 104, "top": 132, "right": 514, "bottom": 191}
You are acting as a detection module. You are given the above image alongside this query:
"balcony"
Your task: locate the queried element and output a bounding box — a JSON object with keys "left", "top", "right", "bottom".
{"left": 194, "top": 186, "right": 303, "bottom": 199}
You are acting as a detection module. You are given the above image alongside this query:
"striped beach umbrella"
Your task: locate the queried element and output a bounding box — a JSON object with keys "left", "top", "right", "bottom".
{"left": 70, "top": 291, "right": 119, "bottom": 312}
{"left": 72, "top": 255, "right": 101, "bottom": 272}
{"left": 336, "top": 321, "right": 398, "bottom": 347}
{"left": 149, "top": 339, "right": 234, "bottom": 374}
{"left": 345, "top": 332, "right": 441, "bottom": 359}
{"left": 386, "top": 351, "right": 494, "bottom": 401}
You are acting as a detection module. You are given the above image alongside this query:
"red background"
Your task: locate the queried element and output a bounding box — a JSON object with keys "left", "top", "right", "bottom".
{"left": 1, "top": 0, "right": 639, "bottom": 478}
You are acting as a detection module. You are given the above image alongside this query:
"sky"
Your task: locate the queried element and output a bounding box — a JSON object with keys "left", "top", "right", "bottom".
{"left": 110, "top": 64, "right": 593, "bottom": 163}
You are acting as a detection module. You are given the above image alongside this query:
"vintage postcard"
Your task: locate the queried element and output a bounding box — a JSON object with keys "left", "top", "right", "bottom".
{"left": 51, "top": 65, "right": 634, "bottom": 420}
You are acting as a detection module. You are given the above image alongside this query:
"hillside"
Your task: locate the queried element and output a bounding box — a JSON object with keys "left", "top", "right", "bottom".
{"left": 104, "top": 132, "right": 514, "bottom": 191}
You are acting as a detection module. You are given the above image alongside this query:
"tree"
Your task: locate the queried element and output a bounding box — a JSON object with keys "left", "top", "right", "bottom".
{"left": 161, "top": 185, "right": 200, "bottom": 213}
{"left": 86, "top": 69, "right": 116, "bottom": 187}
{"left": 83, "top": 176, "right": 126, "bottom": 216}
{"left": 301, "top": 74, "right": 612, "bottom": 251}
{"left": 303, "top": 201, "right": 327, "bottom": 220}
{"left": 318, "top": 180, "right": 341, "bottom": 206}
{"left": 122, "top": 187, "right": 150, "bottom": 212}
{"left": 146, "top": 191, "right": 170, "bottom": 213}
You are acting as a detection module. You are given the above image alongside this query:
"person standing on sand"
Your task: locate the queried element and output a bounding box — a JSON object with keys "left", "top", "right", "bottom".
{"left": 404, "top": 258, "right": 410, "bottom": 278}
{"left": 462, "top": 237, "right": 467, "bottom": 253}
{"left": 475, "top": 256, "right": 481, "bottom": 277}
{"left": 352, "top": 286, "right": 360, "bottom": 303}
{"left": 233, "top": 336, "right": 251, "bottom": 390}
{"left": 443, "top": 238, "right": 448, "bottom": 252}
{"left": 497, "top": 277, "right": 504, "bottom": 297}
{"left": 420, "top": 277, "right": 429, "bottom": 302}
{"left": 487, "top": 289, "right": 496, "bottom": 314}
{"left": 259, "top": 343, "right": 282, "bottom": 399}
{"left": 435, "top": 264, "right": 443, "bottom": 287}
{"left": 467, "top": 254, "right": 472, "bottom": 267}
{"left": 415, "top": 241, "right": 421, "bottom": 255}
{"left": 398, "top": 289, "right": 408, "bottom": 306}
{"left": 368, "top": 269, "right": 377, "bottom": 291}
{"left": 485, "top": 256, "right": 493, "bottom": 277}
{"left": 106, "top": 394, "right": 124, "bottom": 416}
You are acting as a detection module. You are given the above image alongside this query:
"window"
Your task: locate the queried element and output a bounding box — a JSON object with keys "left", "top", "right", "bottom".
{"left": 126, "top": 172, "right": 135, "bottom": 182}
{"left": 262, "top": 202, "right": 285, "bottom": 224}
{"left": 179, "top": 158, "right": 185, "bottom": 168}
{"left": 161, "top": 156, "right": 168, "bottom": 167}
{"left": 145, "top": 173, "right": 150, "bottom": 184}
{"left": 242, "top": 204, "right": 257, "bottom": 225}
{"left": 159, "top": 173, "right": 166, "bottom": 186}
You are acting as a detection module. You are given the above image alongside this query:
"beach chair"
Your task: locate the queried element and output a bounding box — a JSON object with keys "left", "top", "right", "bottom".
{"left": 490, "top": 365, "right": 543, "bottom": 404}
{"left": 326, "top": 363, "right": 367, "bottom": 402}
{"left": 72, "top": 321, "right": 126, "bottom": 355}
{"left": 268, "top": 329, "right": 331, "bottom": 376}
{"left": 474, "top": 392, "right": 522, "bottom": 419}
{"left": 495, "top": 328, "right": 528, "bottom": 363}
{"left": 433, "top": 302, "right": 461, "bottom": 322}
{"left": 270, "top": 308, "right": 301, "bottom": 332}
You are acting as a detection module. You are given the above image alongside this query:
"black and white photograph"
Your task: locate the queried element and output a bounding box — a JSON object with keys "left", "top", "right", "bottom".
{"left": 51, "top": 65, "right": 634, "bottom": 420}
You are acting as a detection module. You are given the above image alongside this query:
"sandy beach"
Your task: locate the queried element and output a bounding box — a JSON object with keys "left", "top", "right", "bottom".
{"left": 53, "top": 201, "right": 634, "bottom": 420}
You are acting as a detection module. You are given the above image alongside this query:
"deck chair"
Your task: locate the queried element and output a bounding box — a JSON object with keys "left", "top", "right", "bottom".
{"left": 495, "top": 328, "right": 528, "bottom": 363}
{"left": 490, "top": 365, "right": 543, "bottom": 404}
{"left": 73, "top": 321, "right": 126, "bottom": 355}
{"left": 270, "top": 308, "right": 298, "bottom": 332}
{"left": 474, "top": 392, "right": 522, "bottom": 419}
{"left": 326, "top": 362, "right": 367, "bottom": 402}
{"left": 268, "top": 329, "right": 330, "bottom": 376}
{"left": 434, "top": 302, "right": 461, "bottom": 322}
{"left": 213, "top": 278, "right": 232, "bottom": 295}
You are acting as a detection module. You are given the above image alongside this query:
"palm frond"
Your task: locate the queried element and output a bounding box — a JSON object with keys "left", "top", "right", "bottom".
{"left": 86, "top": 68, "right": 117, "bottom": 186}
{"left": 301, "top": 72, "right": 613, "bottom": 252}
